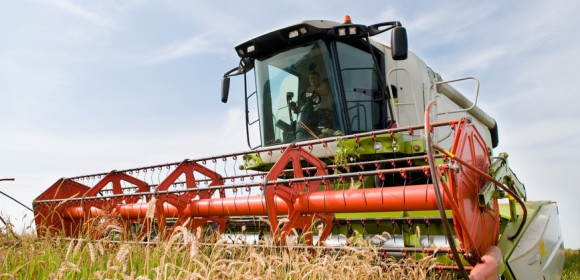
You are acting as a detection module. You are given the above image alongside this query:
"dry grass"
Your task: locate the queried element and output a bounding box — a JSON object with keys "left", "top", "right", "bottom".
{"left": 0, "top": 224, "right": 454, "bottom": 280}
{"left": 3, "top": 216, "right": 577, "bottom": 279}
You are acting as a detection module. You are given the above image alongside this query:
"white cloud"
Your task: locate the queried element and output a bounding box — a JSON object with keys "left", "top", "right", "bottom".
{"left": 0, "top": 49, "right": 72, "bottom": 119}
{"left": 40, "top": 0, "right": 119, "bottom": 29}
{"left": 138, "top": 34, "right": 220, "bottom": 65}
{"left": 405, "top": 3, "right": 494, "bottom": 39}
{"left": 444, "top": 47, "right": 508, "bottom": 77}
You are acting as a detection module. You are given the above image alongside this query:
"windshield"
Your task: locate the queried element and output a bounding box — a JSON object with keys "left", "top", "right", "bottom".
{"left": 255, "top": 40, "right": 344, "bottom": 146}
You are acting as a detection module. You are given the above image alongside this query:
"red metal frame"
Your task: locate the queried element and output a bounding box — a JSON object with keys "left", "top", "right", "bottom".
{"left": 33, "top": 116, "right": 504, "bottom": 276}
{"left": 33, "top": 160, "right": 226, "bottom": 240}
{"left": 151, "top": 160, "right": 226, "bottom": 239}
{"left": 34, "top": 178, "right": 90, "bottom": 237}
{"left": 263, "top": 145, "right": 334, "bottom": 245}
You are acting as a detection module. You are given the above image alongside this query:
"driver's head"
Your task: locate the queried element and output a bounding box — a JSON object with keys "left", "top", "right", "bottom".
{"left": 309, "top": 71, "right": 320, "bottom": 88}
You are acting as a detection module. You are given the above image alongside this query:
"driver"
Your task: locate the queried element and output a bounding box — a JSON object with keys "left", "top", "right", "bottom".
{"left": 289, "top": 71, "right": 337, "bottom": 139}
{"left": 306, "top": 71, "right": 334, "bottom": 131}
{"left": 306, "top": 71, "right": 330, "bottom": 108}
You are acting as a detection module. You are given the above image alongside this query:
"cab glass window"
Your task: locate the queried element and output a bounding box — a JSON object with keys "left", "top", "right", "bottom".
{"left": 254, "top": 40, "right": 343, "bottom": 146}
{"left": 336, "top": 42, "right": 386, "bottom": 132}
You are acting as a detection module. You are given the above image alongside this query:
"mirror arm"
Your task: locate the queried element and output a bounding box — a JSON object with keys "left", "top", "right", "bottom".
{"left": 367, "top": 21, "right": 401, "bottom": 37}
{"left": 223, "top": 67, "right": 240, "bottom": 79}
{"left": 223, "top": 57, "right": 255, "bottom": 79}
{"left": 221, "top": 58, "right": 255, "bottom": 103}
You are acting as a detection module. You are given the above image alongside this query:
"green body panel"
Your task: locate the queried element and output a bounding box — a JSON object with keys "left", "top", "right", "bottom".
{"left": 335, "top": 133, "right": 425, "bottom": 162}
{"left": 489, "top": 153, "right": 527, "bottom": 200}
{"left": 336, "top": 133, "right": 405, "bottom": 157}
{"left": 242, "top": 153, "right": 268, "bottom": 171}
{"left": 242, "top": 133, "right": 426, "bottom": 171}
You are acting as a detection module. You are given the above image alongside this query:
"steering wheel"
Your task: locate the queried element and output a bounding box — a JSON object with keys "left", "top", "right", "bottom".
{"left": 298, "top": 91, "right": 322, "bottom": 107}
{"left": 309, "top": 91, "right": 321, "bottom": 105}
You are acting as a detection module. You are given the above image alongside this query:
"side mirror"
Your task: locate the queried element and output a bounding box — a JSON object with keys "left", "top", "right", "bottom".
{"left": 391, "top": 26, "right": 408, "bottom": 60}
{"left": 221, "top": 76, "right": 230, "bottom": 103}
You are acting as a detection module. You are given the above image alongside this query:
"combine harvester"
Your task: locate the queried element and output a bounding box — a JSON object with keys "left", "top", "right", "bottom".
{"left": 33, "top": 17, "right": 564, "bottom": 279}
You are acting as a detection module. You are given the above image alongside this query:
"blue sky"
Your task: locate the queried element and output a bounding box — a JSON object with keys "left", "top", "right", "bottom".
{"left": 1, "top": 1, "right": 579, "bottom": 249}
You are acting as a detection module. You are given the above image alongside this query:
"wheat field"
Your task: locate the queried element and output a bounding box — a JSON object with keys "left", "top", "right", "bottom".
{"left": 0, "top": 223, "right": 456, "bottom": 280}
{"left": 2, "top": 221, "right": 577, "bottom": 279}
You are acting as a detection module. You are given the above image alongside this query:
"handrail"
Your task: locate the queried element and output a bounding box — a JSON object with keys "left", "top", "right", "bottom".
{"left": 435, "top": 76, "right": 499, "bottom": 148}
{"left": 435, "top": 77, "right": 479, "bottom": 114}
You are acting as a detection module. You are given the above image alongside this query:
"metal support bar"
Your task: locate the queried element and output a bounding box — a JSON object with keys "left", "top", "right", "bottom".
{"left": 34, "top": 164, "right": 448, "bottom": 204}
{"left": 0, "top": 191, "right": 33, "bottom": 212}
{"left": 477, "top": 182, "right": 498, "bottom": 210}
{"left": 0, "top": 178, "right": 21, "bottom": 242}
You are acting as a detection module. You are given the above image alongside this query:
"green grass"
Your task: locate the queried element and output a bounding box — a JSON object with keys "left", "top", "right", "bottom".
{"left": 563, "top": 249, "right": 580, "bottom": 280}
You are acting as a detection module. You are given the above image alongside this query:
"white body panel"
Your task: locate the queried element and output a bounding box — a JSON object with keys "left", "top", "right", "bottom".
{"left": 508, "top": 203, "right": 565, "bottom": 280}
{"left": 379, "top": 39, "right": 494, "bottom": 150}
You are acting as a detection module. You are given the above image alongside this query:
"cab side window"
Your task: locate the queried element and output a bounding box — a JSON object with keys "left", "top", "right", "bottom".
{"left": 336, "top": 42, "right": 384, "bottom": 132}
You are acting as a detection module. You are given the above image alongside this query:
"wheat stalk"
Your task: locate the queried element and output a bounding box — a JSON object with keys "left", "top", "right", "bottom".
{"left": 64, "top": 239, "right": 74, "bottom": 260}
{"left": 87, "top": 241, "right": 96, "bottom": 263}
{"left": 115, "top": 244, "right": 131, "bottom": 264}
{"left": 72, "top": 239, "right": 83, "bottom": 258}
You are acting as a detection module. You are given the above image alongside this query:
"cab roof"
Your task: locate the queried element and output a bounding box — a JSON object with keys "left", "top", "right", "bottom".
{"left": 235, "top": 20, "right": 366, "bottom": 60}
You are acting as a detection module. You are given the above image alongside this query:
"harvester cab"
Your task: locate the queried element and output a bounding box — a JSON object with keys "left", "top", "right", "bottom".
{"left": 33, "top": 16, "right": 565, "bottom": 279}
{"left": 222, "top": 19, "right": 410, "bottom": 148}
{"left": 222, "top": 18, "right": 499, "bottom": 170}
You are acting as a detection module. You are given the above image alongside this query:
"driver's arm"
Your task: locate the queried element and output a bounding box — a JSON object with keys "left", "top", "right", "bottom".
{"left": 307, "top": 82, "right": 329, "bottom": 96}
